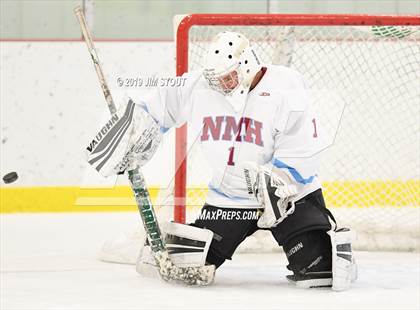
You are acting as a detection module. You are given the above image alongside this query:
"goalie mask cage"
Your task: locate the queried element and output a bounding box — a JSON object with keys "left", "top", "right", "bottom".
{"left": 171, "top": 14, "right": 420, "bottom": 251}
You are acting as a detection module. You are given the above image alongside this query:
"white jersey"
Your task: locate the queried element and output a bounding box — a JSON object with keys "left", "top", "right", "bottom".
{"left": 139, "top": 65, "right": 324, "bottom": 208}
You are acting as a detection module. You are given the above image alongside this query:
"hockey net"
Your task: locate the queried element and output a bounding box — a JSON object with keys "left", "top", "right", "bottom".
{"left": 166, "top": 14, "right": 420, "bottom": 252}
{"left": 99, "top": 15, "right": 419, "bottom": 264}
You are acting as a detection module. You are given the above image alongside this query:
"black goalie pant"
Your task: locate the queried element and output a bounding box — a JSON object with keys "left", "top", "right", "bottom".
{"left": 192, "top": 189, "right": 335, "bottom": 269}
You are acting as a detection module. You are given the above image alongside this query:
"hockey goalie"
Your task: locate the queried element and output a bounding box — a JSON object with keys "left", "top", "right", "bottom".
{"left": 86, "top": 31, "right": 357, "bottom": 290}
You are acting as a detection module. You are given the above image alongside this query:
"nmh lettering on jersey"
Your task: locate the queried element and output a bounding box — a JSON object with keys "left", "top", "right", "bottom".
{"left": 200, "top": 116, "right": 264, "bottom": 146}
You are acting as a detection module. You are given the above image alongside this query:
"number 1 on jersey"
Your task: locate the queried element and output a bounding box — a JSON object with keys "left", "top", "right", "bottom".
{"left": 227, "top": 147, "right": 235, "bottom": 166}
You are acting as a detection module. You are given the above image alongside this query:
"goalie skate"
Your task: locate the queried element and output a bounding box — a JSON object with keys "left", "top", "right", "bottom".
{"left": 286, "top": 271, "right": 333, "bottom": 288}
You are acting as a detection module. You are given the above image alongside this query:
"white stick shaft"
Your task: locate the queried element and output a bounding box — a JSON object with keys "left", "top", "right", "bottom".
{"left": 74, "top": 6, "right": 116, "bottom": 114}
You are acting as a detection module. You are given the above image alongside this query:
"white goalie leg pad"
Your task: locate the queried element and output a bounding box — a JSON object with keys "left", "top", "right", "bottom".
{"left": 328, "top": 228, "right": 358, "bottom": 291}
{"left": 164, "top": 222, "right": 214, "bottom": 267}
{"left": 136, "top": 222, "right": 214, "bottom": 277}
{"left": 98, "top": 229, "right": 145, "bottom": 265}
{"left": 136, "top": 244, "right": 161, "bottom": 278}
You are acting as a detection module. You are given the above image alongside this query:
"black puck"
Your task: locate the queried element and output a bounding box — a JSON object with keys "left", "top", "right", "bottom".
{"left": 3, "top": 172, "right": 18, "bottom": 184}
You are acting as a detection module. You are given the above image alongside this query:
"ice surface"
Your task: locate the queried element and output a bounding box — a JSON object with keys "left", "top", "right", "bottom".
{"left": 1, "top": 213, "right": 419, "bottom": 310}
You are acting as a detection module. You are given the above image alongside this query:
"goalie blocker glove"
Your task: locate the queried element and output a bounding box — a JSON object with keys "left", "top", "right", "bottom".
{"left": 243, "top": 162, "right": 298, "bottom": 228}
{"left": 85, "top": 98, "right": 162, "bottom": 176}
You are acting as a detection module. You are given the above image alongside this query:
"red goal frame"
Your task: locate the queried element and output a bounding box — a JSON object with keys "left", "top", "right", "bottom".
{"left": 174, "top": 13, "right": 420, "bottom": 223}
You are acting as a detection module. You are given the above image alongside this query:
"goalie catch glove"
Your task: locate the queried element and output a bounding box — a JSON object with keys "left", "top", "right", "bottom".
{"left": 85, "top": 98, "right": 162, "bottom": 176}
{"left": 243, "top": 162, "right": 298, "bottom": 228}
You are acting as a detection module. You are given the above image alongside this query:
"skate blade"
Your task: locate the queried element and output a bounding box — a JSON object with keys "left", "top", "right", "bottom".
{"left": 286, "top": 273, "right": 332, "bottom": 288}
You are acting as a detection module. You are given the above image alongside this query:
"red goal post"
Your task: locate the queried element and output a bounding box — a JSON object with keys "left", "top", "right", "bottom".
{"left": 173, "top": 14, "right": 420, "bottom": 251}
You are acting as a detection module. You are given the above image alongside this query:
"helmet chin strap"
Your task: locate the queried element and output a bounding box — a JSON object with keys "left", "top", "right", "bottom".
{"left": 226, "top": 47, "right": 262, "bottom": 112}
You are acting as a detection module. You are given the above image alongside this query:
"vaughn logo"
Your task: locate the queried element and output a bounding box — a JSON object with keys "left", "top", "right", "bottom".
{"left": 244, "top": 168, "right": 254, "bottom": 195}
{"left": 87, "top": 114, "right": 119, "bottom": 152}
{"left": 286, "top": 242, "right": 303, "bottom": 258}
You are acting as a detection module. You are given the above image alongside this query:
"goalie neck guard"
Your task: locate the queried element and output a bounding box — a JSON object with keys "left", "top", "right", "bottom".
{"left": 203, "top": 31, "right": 262, "bottom": 112}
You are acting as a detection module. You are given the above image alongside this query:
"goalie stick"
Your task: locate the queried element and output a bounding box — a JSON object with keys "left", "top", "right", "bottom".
{"left": 74, "top": 6, "right": 215, "bottom": 286}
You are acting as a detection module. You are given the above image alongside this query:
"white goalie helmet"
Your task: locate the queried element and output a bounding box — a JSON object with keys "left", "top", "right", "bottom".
{"left": 203, "top": 31, "right": 262, "bottom": 111}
